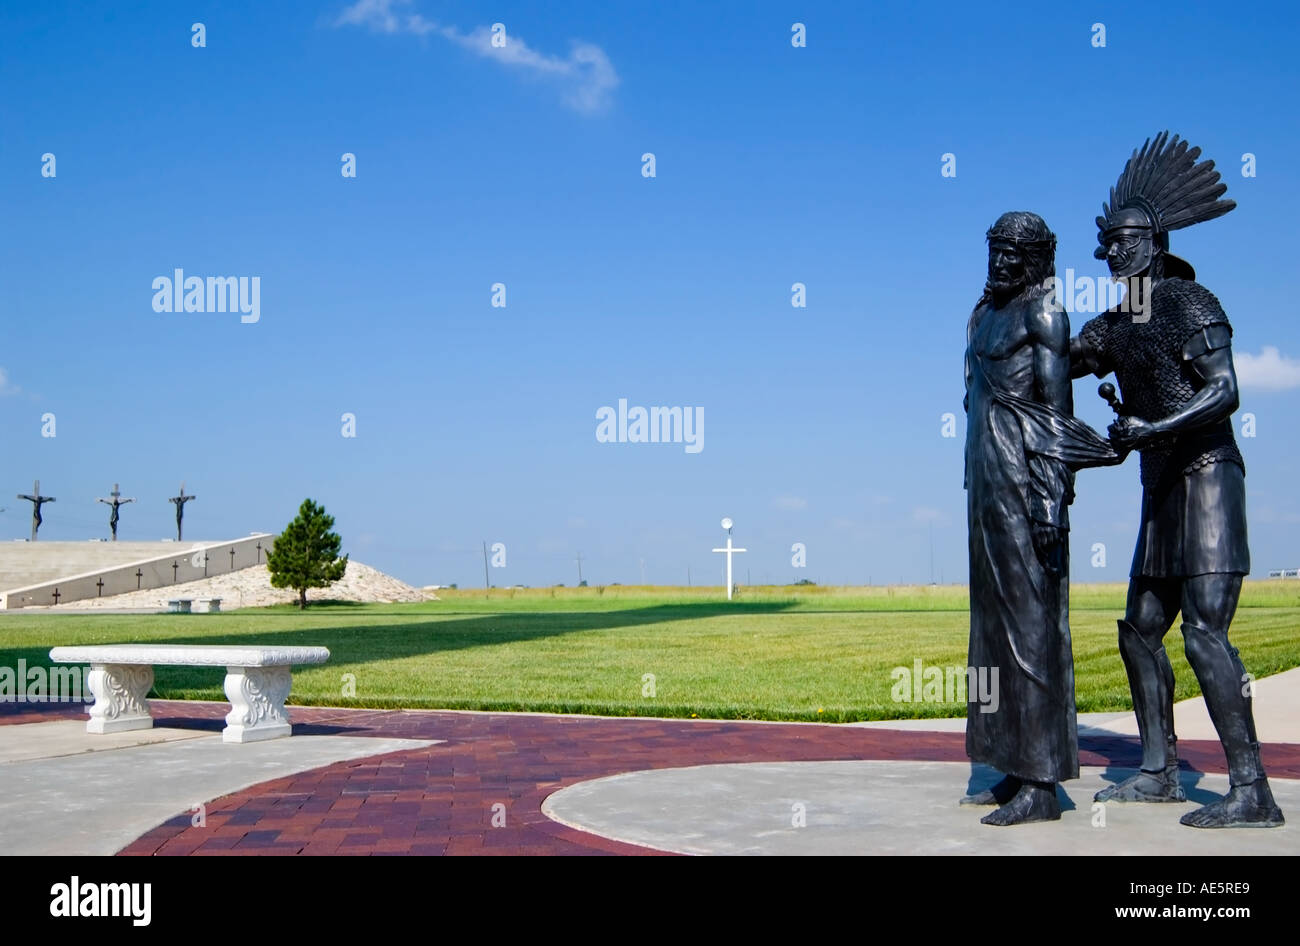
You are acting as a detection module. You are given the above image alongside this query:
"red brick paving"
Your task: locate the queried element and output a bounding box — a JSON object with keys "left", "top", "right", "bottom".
{"left": 5, "top": 699, "right": 1297, "bottom": 855}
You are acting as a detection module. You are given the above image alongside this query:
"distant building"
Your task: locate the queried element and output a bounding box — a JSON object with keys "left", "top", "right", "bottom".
{"left": 1267, "top": 568, "right": 1300, "bottom": 578}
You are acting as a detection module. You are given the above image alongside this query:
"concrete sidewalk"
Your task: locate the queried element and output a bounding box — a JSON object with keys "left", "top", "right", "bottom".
{"left": 536, "top": 669, "right": 1300, "bottom": 855}
{"left": 544, "top": 760, "right": 1299, "bottom": 855}
{"left": 851, "top": 667, "right": 1300, "bottom": 744}
{"left": 1085, "top": 666, "right": 1300, "bottom": 743}
{"left": 0, "top": 720, "right": 436, "bottom": 855}
{"left": 0, "top": 668, "right": 1295, "bottom": 856}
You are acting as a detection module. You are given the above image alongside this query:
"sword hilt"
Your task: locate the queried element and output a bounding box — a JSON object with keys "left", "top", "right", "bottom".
{"left": 1098, "top": 382, "right": 1127, "bottom": 416}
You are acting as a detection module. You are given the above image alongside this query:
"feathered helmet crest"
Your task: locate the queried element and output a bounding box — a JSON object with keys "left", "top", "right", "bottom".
{"left": 1095, "top": 131, "right": 1236, "bottom": 278}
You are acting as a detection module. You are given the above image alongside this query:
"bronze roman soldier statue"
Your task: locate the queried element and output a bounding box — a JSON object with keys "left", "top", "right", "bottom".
{"left": 1071, "top": 132, "right": 1283, "bottom": 828}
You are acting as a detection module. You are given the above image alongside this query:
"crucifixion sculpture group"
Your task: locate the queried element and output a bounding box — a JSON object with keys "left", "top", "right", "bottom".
{"left": 16, "top": 480, "right": 197, "bottom": 542}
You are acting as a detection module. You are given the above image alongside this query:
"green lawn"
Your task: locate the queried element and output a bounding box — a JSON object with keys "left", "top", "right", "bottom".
{"left": 3, "top": 583, "right": 1298, "bottom": 722}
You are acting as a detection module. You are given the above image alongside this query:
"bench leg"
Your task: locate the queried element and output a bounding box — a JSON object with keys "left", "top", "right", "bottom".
{"left": 85, "top": 664, "right": 155, "bottom": 734}
{"left": 223, "top": 666, "right": 292, "bottom": 743}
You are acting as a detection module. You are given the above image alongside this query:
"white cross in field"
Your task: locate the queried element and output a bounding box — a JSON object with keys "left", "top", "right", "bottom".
{"left": 712, "top": 517, "right": 746, "bottom": 600}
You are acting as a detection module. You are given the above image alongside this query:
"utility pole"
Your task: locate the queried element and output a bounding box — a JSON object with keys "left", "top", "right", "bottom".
{"left": 929, "top": 522, "right": 935, "bottom": 585}
{"left": 575, "top": 551, "right": 585, "bottom": 585}
{"left": 482, "top": 541, "right": 490, "bottom": 589}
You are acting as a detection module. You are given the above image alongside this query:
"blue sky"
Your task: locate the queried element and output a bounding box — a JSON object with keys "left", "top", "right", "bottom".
{"left": 2, "top": 0, "right": 1298, "bottom": 587}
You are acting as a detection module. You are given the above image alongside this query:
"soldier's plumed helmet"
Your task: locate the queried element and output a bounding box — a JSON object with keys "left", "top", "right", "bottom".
{"left": 1094, "top": 132, "right": 1235, "bottom": 260}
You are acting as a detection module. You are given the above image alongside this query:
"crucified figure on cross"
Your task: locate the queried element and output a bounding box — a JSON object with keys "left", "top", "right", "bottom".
{"left": 17, "top": 479, "right": 55, "bottom": 541}
{"left": 169, "top": 481, "right": 196, "bottom": 542}
{"left": 97, "top": 483, "right": 136, "bottom": 541}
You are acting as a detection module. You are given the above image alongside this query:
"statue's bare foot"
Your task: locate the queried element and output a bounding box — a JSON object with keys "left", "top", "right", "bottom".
{"left": 961, "top": 775, "right": 1022, "bottom": 806}
{"left": 1094, "top": 769, "right": 1185, "bottom": 803}
{"left": 1180, "top": 780, "right": 1285, "bottom": 829}
{"left": 980, "top": 782, "right": 1060, "bottom": 826}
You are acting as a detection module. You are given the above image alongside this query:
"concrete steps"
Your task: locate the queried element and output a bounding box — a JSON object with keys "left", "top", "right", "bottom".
{"left": 0, "top": 536, "right": 275, "bottom": 609}
{"left": 0, "top": 542, "right": 195, "bottom": 592}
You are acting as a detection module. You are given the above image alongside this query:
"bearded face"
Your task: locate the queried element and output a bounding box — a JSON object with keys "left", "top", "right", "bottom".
{"left": 987, "top": 239, "right": 1028, "bottom": 298}
{"left": 984, "top": 212, "right": 1055, "bottom": 305}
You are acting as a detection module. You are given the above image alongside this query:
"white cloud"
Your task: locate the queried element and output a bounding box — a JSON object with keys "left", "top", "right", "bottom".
{"left": 774, "top": 496, "right": 808, "bottom": 511}
{"left": 1235, "top": 346, "right": 1300, "bottom": 392}
{"left": 0, "top": 368, "right": 20, "bottom": 396}
{"left": 334, "top": 0, "right": 404, "bottom": 32}
{"left": 334, "top": 0, "right": 619, "bottom": 114}
{"left": 912, "top": 506, "right": 946, "bottom": 524}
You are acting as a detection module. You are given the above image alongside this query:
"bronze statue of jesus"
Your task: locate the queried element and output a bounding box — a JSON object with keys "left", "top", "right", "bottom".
{"left": 963, "top": 211, "right": 1120, "bottom": 825}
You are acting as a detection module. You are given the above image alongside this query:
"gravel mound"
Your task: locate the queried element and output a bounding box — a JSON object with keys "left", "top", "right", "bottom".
{"left": 45, "top": 561, "right": 435, "bottom": 611}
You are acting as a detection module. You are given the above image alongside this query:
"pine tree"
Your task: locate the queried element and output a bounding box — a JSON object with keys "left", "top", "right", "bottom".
{"left": 267, "top": 499, "right": 348, "bottom": 608}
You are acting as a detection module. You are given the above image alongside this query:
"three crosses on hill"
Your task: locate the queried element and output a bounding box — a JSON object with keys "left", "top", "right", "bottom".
{"left": 16, "top": 480, "right": 194, "bottom": 541}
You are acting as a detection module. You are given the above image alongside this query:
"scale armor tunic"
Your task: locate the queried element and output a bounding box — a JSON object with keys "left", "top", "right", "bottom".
{"left": 1077, "top": 278, "right": 1249, "bottom": 578}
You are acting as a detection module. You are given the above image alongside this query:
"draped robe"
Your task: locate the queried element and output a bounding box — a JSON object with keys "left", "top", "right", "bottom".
{"left": 964, "top": 292, "right": 1120, "bottom": 783}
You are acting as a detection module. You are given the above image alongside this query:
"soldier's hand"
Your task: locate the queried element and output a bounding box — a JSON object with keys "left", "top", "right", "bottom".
{"left": 1108, "top": 416, "right": 1158, "bottom": 450}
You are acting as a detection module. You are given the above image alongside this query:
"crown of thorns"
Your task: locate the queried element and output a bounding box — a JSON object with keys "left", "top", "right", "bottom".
{"left": 986, "top": 212, "right": 1056, "bottom": 249}
{"left": 985, "top": 229, "right": 1056, "bottom": 246}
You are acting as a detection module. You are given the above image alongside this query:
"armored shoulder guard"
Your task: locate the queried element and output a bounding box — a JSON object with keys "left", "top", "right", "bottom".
{"left": 1184, "top": 323, "right": 1233, "bottom": 361}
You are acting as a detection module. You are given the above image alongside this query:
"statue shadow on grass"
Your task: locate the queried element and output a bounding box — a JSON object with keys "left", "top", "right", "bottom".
{"left": 0, "top": 601, "right": 800, "bottom": 732}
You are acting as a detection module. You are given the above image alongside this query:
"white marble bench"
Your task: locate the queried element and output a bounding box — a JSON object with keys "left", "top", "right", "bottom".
{"left": 47, "top": 644, "right": 330, "bottom": 743}
{"left": 167, "top": 599, "right": 192, "bottom": 613}
{"left": 192, "top": 598, "right": 222, "bottom": 613}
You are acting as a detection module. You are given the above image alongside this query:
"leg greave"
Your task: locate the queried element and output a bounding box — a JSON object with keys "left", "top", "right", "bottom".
{"left": 1118, "top": 619, "right": 1177, "bottom": 772}
{"left": 1180, "top": 622, "right": 1266, "bottom": 786}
